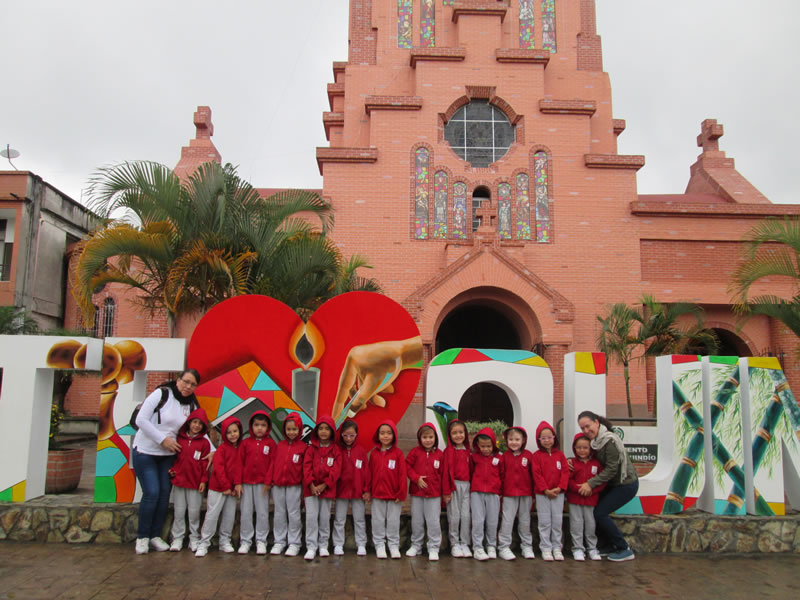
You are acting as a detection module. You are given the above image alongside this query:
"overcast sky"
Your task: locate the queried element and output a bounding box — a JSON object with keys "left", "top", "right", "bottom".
{"left": 2, "top": 0, "right": 798, "bottom": 205}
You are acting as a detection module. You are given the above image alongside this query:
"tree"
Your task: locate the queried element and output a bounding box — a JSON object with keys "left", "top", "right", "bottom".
{"left": 0, "top": 306, "right": 39, "bottom": 335}
{"left": 730, "top": 217, "right": 800, "bottom": 348}
{"left": 596, "top": 303, "right": 641, "bottom": 418}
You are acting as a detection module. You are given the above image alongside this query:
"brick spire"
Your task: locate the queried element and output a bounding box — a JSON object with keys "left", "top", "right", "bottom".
{"left": 173, "top": 106, "right": 222, "bottom": 181}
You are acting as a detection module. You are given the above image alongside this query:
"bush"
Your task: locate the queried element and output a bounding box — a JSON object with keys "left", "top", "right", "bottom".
{"left": 464, "top": 420, "right": 508, "bottom": 452}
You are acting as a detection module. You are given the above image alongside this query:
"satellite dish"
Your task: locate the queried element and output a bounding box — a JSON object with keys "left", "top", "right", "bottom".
{"left": 1, "top": 145, "right": 20, "bottom": 169}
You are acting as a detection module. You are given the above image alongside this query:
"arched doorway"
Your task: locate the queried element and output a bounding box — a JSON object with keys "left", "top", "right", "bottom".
{"left": 436, "top": 302, "right": 521, "bottom": 354}
{"left": 712, "top": 328, "right": 752, "bottom": 357}
{"left": 458, "top": 382, "right": 514, "bottom": 425}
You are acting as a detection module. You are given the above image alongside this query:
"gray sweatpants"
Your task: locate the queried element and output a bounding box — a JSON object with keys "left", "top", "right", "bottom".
{"left": 568, "top": 503, "right": 598, "bottom": 552}
{"left": 171, "top": 486, "right": 203, "bottom": 546}
{"left": 535, "top": 494, "right": 564, "bottom": 552}
{"left": 332, "top": 498, "right": 367, "bottom": 549}
{"left": 272, "top": 485, "right": 303, "bottom": 546}
{"left": 446, "top": 480, "right": 471, "bottom": 548}
{"left": 199, "top": 490, "right": 237, "bottom": 548}
{"left": 470, "top": 492, "right": 500, "bottom": 549}
{"left": 371, "top": 499, "right": 402, "bottom": 548}
{"left": 304, "top": 496, "right": 332, "bottom": 551}
{"left": 240, "top": 483, "right": 270, "bottom": 545}
{"left": 498, "top": 495, "right": 533, "bottom": 551}
{"left": 410, "top": 496, "right": 442, "bottom": 551}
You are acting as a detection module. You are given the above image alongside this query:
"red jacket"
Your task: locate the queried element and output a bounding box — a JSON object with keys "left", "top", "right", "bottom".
{"left": 531, "top": 420, "right": 569, "bottom": 495}
{"left": 501, "top": 427, "right": 534, "bottom": 497}
{"left": 303, "top": 416, "right": 341, "bottom": 499}
{"left": 368, "top": 420, "right": 407, "bottom": 501}
{"left": 406, "top": 422, "right": 444, "bottom": 498}
{"left": 171, "top": 408, "right": 211, "bottom": 490}
{"left": 469, "top": 427, "right": 504, "bottom": 495}
{"left": 208, "top": 416, "right": 243, "bottom": 493}
{"left": 239, "top": 410, "right": 277, "bottom": 485}
{"left": 442, "top": 419, "right": 471, "bottom": 495}
{"left": 336, "top": 425, "right": 371, "bottom": 499}
{"left": 567, "top": 433, "right": 606, "bottom": 506}
{"left": 270, "top": 412, "right": 307, "bottom": 487}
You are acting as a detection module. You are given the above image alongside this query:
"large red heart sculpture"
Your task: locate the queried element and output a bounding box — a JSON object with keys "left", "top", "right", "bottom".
{"left": 186, "top": 292, "right": 421, "bottom": 450}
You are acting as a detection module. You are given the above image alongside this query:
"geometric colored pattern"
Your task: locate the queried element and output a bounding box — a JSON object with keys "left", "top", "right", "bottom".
{"left": 575, "top": 352, "right": 606, "bottom": 375}
{"left": 433, "top": 171, "right": 448, "bottom": 239}
{"left": 0, "top": 480, "right": 26, "bottom": 502}
{"left": 414, "top": 148, "right": 430, "bottom": 239}
{"left": 420, "top": 0, "right": 435, "bottom": 47}
{"left": 398, "top": 0, "right": 412, "bottom": 49}
{"left": 515, "top": 173, "right": 531, "bottom": 240}
{"left": 534, "top": 151, "right": 550, "bottom": 242}
{"left": 452, "top": 182, "right": 468, "bottom": 239}
{"left": 431, "top": 348, "right": 548, "bottom": 368}
{"left": 519, "top": 0, "right": 535, "bottom": 49}
{"left": 542, "top": 0, "right": 556, "bottom": 53}
{"left": 672, "top": 355, "right": 701, "bottom": 364}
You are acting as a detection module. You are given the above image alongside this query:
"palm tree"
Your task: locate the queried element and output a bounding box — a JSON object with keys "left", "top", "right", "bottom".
{"left": 0, "top": 306, "right": 39, "bottom": 335}
{"left": 639, "top": 295, "right": 718, "bottom": 357}
{"left": 596, "top": 303, "right": 641, "bottom": 417}
{"left": 730, "top": 217, "right": 800, "bottom": 347}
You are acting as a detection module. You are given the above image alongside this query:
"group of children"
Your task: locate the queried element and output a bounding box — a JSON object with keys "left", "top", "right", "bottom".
{"left": 167, "top": 407, "right": 606, "bottom": 562}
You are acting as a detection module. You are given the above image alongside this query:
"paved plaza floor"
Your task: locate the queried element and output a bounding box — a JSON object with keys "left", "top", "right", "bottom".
{"left": 1, "top": 542, "right": 798, "bottom": 600}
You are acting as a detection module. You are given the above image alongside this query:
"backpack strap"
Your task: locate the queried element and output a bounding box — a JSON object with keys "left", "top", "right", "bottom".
{"left": 155, "top": 387, "right": 170, "bottom": 424}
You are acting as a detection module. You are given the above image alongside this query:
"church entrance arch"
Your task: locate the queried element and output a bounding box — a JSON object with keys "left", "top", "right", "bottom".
{"left": 712, "top": 327, "right": 752, "bottom": 357}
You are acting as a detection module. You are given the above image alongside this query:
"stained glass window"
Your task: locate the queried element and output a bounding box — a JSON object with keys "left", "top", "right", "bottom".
{"left": 515, "top": 173, "right": 531, "bottom": 240}
{"left": 452, "top": 182, "right": 468, "bottom": 240}
{"left": 498, "top": 183, "right": 512, "bottom": 239}
{"left": 444, "top": 101, "right": 515, "bottom": 168}
{"left": 542, "top": 0, "right": 556, "bottom": 53}
{"left": 534, "top": 151, "right": 550, "bottom": 242}
{"left": 433, "top": 171, "right": 448, "bottom": 239}
{"left": 398, "top": 0, "right": 412, "bottom": 49}
{"left": 414, "top": 148, "right": 430, "bottom": 239}
{"left": 519, "top": 0, "right": 535, "bottom": 49}
{"left": 421, "top": 0, "right": 435, "bottom": 47}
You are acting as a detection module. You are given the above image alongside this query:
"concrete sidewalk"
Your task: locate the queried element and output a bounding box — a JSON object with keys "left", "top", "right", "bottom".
{"left": 1, "top": 542, "right": 798, "bottom": 600}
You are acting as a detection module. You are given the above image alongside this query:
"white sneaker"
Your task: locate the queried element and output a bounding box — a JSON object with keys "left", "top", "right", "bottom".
{"left": 406, "top": 546, "right": 421, "bottom": 557}
{"left": 304, "top": 549, "right": 316, "bottom": 561}
{"left": 188, "top": 540, "right": 199, "bottom": 552}
{"left": 521, "top": 546, "right": 535, "bottom": 559}
{"left": 389, "top": 546, "right": 401, "bottom": 559}
{"left": 573, "top": 550, "right": 586, "bottom": 561}
{"left": 271, "top": 543, "right": 285, "bottom": 555}
{"left": 357, "top": 546, "right": 367, "bottom": 556}
{"left": 553, "top": 549, "right": 564, "bottom": 561}
{"left": 429, "top": 550, "right": 439, "bottom": 561}
{"left": 285, "top": 544, "right": 300, "bottom": 557}
{"left": 461, "top": 545, "right": 472, "bottom": 557}
{"left": 195, "top": 545, "right": 208, "bottom": 557}
{"left": 149, "top": 537, "right": 169, "bottom": 552}
{"left": 542, "top": 550, "right": 554, "bottom": 561}
{"left": 219, "top": 542, "right": 235, "bottom": 553}
{"left": 451, "top": 545, "right": 464, "bottom": 558}
{"left": 238, "top": 543, "right": 250, "bottom": 555}
{"left": 319, "top": 547, "right": 330, "bottom": 557}
{"left": 375, "top": 544, "right": 387, "bottom": 559}
{"left": 334, "top": 546, "right": 344, "bottom": 556}
{"left": 473, "top": 548, "right": 489, "bottom": 561}
{"left": 498, "top": 548, "right": 516, "bottom": 561}
{"left": 169, "top": 539, "right": 183, "bottom": 552}
{"left": 588, "top": 549, "right": 602, "bottom": 561}
{"left": 256, "top": 542, "right": 267, "bottom": 555}
{"left": 487, "top": 546, "right": 497, "bottom": 559}
{"left": 135, "top": 538, "right": 149, "bottom": 555}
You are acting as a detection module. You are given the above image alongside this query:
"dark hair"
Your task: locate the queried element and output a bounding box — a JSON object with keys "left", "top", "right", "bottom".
{"left": 475, "top": 433, "right": 492, "bottom": 443}
{"left": 180, "top": 368, "right": 201, "bottom": 384}
{"left": 251, "top": 414, "right": 269, "bottom": 424}
{"left": 340, "top": 419, "right": 358, "bottom": 434}
{"left": 577, "top": 410, "right": 614, "bottom": 431}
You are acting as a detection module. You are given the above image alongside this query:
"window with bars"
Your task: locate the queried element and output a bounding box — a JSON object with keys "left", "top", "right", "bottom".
{"left": 102, "top": 297, "right": 115, "bottom": 338}
{"left": 444, "top": 101, "right": 515, "bottom": 168}
{"left": 0, "top": 219, "right": 13, "bottom": 281}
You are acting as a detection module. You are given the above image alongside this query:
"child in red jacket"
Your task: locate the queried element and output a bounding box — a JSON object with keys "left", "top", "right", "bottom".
{"left": 443, "top": 419, "right": 471, "bottom": 557}
{"left": 169, "top": 408, "right": 211, "bottom": 552}
{"left": 333, "top": 419, "right": 370, "bottom": 556}
{"left": 303, "top": 416, "right": 341, "bottom": 560}
{"left": 532, "top": 420, "right": 569, "bottom": 561}
{"left": 406, "top": 422, "right": 444, "bottom": 561}
{"left": 196, "top": 416, "right": 242, "bottom": 557}
{"left": 238, "top": 409, "right": 276, "bottom": 555}
{"left": 498, "top": 426, "right": 535, "bottom": 560}
{"left": 567, "top": 433, "right": 606, "bottom": 561}
{"left": 270, "top": 412, "right": 307, "bottom": 557}
{"left": 470, "top": 427, "right": 503, "bottom": 561}
{"left": 369, "top": 420, "right": 407, "bottom": 559}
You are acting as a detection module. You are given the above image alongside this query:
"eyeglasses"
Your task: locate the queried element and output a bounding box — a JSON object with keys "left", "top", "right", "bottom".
{"left": 179, "top": 378, "right": 198, "bottom": 388}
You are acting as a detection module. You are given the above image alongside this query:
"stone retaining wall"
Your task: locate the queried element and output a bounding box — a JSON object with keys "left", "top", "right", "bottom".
{"left": 1, "top": 503, "right": 798, "bottom": 553}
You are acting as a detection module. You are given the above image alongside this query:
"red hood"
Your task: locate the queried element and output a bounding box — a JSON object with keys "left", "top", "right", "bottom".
{"left": 310, "top": 415, "right": 337, "bottom": 447}
{"left": 248, "top": 409, "right": 272, "bottom": 437}
{"left": 535, "top": 420, "right": 559, "bottom": 451}
{"left": 179, "top": 407, "right": 210, "bottom": 439}
{"left": 503, "top": 426, "right": 528, "bottom": 451}
{"left": 472, "top": 426, "right": 498, "bottom": 454}
{"left": 336, "top": 421, "right": 359, "bottom": 448}
{"left": 572, "top": 432, "right": 592, "bottom": 455}
{"left": 372, "top": 419, "right": 399, "bottom": 448}
{"left": 220, "top": 415, "right": 243, "bottom": 447}
{"left": 282, "top": 411, "right": 304, "bottom": 438}
{"left": 417, "top": 422, "right": 439, "bottom": 449}
{"left": 447, "top": 419, "right": 469, "bottom": 447}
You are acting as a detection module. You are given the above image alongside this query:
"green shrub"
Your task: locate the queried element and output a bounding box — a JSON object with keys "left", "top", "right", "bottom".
{"left": 464, "top": 420, "right": 508, "bottom": 452}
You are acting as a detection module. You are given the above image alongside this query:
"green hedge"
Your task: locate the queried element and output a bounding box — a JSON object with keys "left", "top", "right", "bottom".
{"left": 464, "top": 420, "right": 508, "bottom": 452}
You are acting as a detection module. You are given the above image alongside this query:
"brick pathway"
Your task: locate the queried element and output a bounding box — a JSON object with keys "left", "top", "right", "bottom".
{"left": 1, "top": 542, "right": 798, "bottom": 599}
